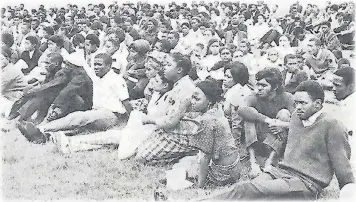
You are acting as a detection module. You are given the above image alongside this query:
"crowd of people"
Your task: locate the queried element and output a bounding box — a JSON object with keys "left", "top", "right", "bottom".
{"left": 1, "top": 0, "right": 355, "bottom": 200}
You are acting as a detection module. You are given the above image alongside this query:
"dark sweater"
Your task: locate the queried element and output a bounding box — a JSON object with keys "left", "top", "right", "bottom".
{"left": 279, "top": 112, "right": 354, "bottom": 189}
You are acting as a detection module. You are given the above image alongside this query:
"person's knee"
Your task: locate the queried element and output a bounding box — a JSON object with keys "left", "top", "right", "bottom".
{"left": 276, "top": 109, "right": 291, "bottom": 122}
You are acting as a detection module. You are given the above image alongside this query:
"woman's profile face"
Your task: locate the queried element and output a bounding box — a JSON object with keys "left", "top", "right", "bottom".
{"left": 190, "top": 87, "right": 209, "bottom": 112}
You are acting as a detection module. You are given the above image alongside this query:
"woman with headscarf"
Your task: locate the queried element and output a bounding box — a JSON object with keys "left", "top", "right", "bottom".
{"left": 124, "top": 39, "right": 151, "bottom": 99}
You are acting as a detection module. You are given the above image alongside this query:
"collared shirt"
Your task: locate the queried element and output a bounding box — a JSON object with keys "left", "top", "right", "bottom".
{"left": 285, "top": 72, "right": 293, "bottom": 85}
{"left": 29, "top": 50, "right": 35, "bottom": 58}
{"left": 301, "top": 110, "right": 323, "bottom": 127}
{"left": 92, "top": 70, "right": 129, "bottom": 114}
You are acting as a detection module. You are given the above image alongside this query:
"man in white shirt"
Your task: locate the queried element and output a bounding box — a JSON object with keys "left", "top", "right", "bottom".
{"left": 17, "top": 53, "right": 132, "bottom": 144}
{"left": 323, "top": 67, "right": 355, "bottom": 170}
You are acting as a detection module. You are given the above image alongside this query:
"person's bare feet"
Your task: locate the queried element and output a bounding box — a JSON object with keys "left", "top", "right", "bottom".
{"left": 249, "top": 162, "right": 262, "bottom": 179}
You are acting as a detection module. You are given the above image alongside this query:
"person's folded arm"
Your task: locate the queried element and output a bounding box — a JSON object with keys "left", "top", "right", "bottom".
{"left": 52, "top": 72, "right": 88, "bottom": 105}
{"left": 153, "top": 98, "right": 191, "bottom": 130}
{"left": 27, "top": 69, "right": 68, "bottom": 95}
{"left": 237, "top": 95, "right": 270, "bottom": 123}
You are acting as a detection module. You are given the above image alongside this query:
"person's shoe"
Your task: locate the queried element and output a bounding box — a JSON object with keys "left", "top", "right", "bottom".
{"left": 52, "top": 131, "right": 71, "bottom": 154}
{"left": 17, "top": 121, "right": 47, "bottom": 144}
{"left": 8, "top": 111, "right": 20, "bottom": 120}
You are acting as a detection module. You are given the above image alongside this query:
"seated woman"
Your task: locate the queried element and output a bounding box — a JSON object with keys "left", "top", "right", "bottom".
{"left": 188, "top": 79, "right": 241, "bottom": 188}
{"left": 137, "top": 78, "right": 241, "bottom": 185}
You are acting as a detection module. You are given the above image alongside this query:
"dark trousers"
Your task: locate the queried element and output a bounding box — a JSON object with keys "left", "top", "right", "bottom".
{"left": 209, "top": 166, "right": 320, "bottom": 200}
{"left": 260, "top": 29, "right": 281, "bottom": 46}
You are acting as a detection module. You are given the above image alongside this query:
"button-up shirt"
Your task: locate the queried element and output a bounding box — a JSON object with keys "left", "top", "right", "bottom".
{"left": 92, "top": 70, "right": 129, "bottom": 114}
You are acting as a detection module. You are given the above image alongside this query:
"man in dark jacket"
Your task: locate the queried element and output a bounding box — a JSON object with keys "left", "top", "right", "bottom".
{"left": 10, "top": 53, "right": 93, "bottom": 125}
{"left": 20, "top": 36, "right": 43, "bottom": 75}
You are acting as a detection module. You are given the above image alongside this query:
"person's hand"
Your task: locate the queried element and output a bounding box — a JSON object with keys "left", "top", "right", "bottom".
{"left": 268, "top": 119, "right": 287, "bottom": 140}
{"left": 122, "top": 71, "right": 129, "bottom": 79}
{"left": 23, "top": 82, "right": 40, "bottom": 96}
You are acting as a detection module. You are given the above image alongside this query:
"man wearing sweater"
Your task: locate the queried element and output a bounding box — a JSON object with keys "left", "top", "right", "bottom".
{"left": 304, "top": 38, "right": 337, "bottom": 88}
{"left": 205, "top": 81, "right": 355, "bottom": 200}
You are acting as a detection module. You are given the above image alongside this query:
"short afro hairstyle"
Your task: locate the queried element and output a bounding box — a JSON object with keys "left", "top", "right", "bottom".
{"left": 1, "top": 33, "right": 14, "bottom": 48}
{"left": 295, "top": 81, "right": 325, "bottom": 102}
{"left": 334, "top": 67, "right": 355, "bottom": 86}
{"left": 95, "top": 53, "right": 113, "bottom": 67}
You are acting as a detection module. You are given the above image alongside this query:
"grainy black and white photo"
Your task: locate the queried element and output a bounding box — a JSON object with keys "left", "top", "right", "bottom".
{"left": 0, "top": 0, "right": 355, "bottom": 201}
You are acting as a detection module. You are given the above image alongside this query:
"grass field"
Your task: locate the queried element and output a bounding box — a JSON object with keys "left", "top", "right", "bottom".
{"left": 1, "top": 118, "right": 341, "bottom": 201}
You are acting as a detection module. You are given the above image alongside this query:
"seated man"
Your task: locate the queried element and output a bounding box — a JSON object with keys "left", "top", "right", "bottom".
{"left": 9, "top": 53, "right": 66, "bottom": 124}
{"left": 283, "top": 54, "right": 309, "bottom": 94}
{"left": 20, "top": 36, "right": 43, "bottom": 75}
{"left": 19, "top": 54, "right": 124, "bottom": 143}
{"left": 316, "top": 21, "right": 341, "bottom": 51}
{"left": 237, "top": 68, "right": 294, "bottom": 178}
{"left": 205, "top": 81, "right": 355, "bottom": 200}
{"left": 19, "top": 52, "right": 133, "bottom": 136}
{"left": 304, "top": 38, "right": 337, "bottom": 88}
{"left": 324, "top": 67, "right": 355, "bottom": 168}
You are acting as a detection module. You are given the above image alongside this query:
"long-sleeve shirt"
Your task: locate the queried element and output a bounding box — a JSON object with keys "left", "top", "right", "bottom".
{"left": 279, "top": 112, "right": 355, "bottom": 189}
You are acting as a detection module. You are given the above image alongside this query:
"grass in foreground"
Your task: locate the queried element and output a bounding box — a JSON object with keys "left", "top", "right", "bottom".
{"left": 1, "top": 119, "right": 339, "bottom": 200}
